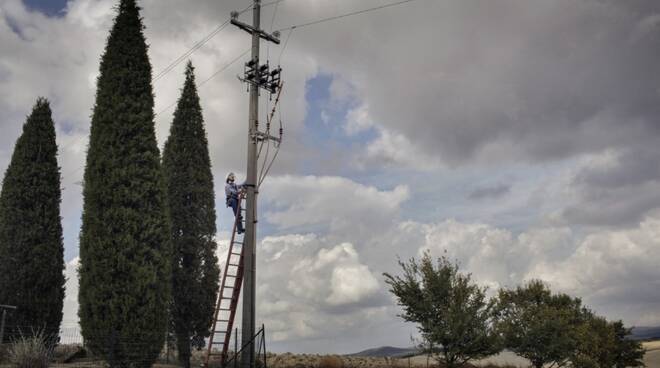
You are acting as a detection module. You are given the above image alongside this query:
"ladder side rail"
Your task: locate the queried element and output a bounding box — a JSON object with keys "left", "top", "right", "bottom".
{"left": 205, "top": 194, "right": 246, "bottom": 366}
{"left": 221, "top": 246, "right": 245, "bottom": 363}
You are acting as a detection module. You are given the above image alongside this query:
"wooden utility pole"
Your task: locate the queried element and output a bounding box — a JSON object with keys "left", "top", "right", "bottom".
{"left": 230, "top": 2, "right": 280, "bottom": 367}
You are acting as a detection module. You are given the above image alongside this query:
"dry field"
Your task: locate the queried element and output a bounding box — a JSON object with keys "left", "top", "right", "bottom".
{"left": 1, "top": 341, "right": 659, "bottom": 368}
{"left": 644, "top": 341, "right": 660, "bottom": 368}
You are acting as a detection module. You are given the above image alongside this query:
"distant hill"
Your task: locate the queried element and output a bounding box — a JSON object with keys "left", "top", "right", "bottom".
{"left": 631, "top": 327, "right": 660, "bottom": 341}
{"left": 348, "top": 327, "right": 660, "bottom": 358}
{"left": 348, "top": 346, "right": 419, "bottom": 358}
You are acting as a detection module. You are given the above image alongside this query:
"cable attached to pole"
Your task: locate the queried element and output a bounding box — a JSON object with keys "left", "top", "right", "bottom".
{"left": 275, "top": 0, "right": 421, "bottom": 33}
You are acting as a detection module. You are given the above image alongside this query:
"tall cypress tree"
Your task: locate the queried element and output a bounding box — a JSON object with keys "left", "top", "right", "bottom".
{"left": 0, "top": 98, "right": 65, "bottom": 343}
{"left": 78, "top": 1, "right": 171, "bottom": 366}
{"left": 163, "top": 62, "right": 219, "bottom": 368}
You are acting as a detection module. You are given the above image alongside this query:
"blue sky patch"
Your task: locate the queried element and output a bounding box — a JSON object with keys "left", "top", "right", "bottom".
{"left": 298, "top": 74, "right": 379, "bottom": 177}
{"left": 23, "top": 0, "right": 67, "bottom": 17}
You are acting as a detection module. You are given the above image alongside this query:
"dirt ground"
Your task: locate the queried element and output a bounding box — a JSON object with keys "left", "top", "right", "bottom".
{"left": 1, "top": 341, "right": 658, "bottom": 368}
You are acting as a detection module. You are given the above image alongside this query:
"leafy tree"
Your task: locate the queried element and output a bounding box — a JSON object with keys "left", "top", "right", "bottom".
{"left": 162, "top": 61, "right": 219, "bottom": 368}
{"left": 571, "top": 311, "right": 616, "bottom": 368}
{"left": 384, "top": 253, "right": 501, "bottom": 368}
{"left": 610, "top": 320, "right": 645, "bottom": 368}
{"left": 78, "top": 0, "right": 171, "bottom": 366}
{"left": 495, "top": 280, "right": 584, "bottom": 368}
{"left": 571, "top": 311, "right": 645, "bottom": 368}
{"left": 0, "top": 98, "right": 64, "bottom": 343}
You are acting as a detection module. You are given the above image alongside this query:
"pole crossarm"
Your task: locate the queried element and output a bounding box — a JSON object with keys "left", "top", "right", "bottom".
{"left": 231, "top": 19, "right": 281, "bottom": 44}
{"left": 0, "top": 305, "right": 17, "bottom": 310}
{"left": 253, "top": 131, "right": 281, "bottom": 144}
{"left": 229, "top": 2, "right": 284, "bottom": 366}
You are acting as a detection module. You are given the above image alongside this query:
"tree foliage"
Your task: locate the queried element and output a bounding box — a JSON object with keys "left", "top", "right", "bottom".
{"left": 610, "top": 320, "right": 645, "bottom": 368}
{"left": 495, "top": 280, "right": 588, "bottom": 368}
{"left": 0, "top": 98, "right": 65, "bottom": 343}
{"left": 78, "top": 0, "right": 171, "bottom": 366}
{"left": 569, "top": 310, "right": 645, "bottom": 368}
{"left": 162, "top": 61, "right": 219, "bottom": 368}
{"left": 384, "top": 253, "right": 501, "bottom": 368}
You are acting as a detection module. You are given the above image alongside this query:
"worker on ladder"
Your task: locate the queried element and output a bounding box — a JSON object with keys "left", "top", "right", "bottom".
{"left": 225, "top": 172, "right": 245, "bottom": 234}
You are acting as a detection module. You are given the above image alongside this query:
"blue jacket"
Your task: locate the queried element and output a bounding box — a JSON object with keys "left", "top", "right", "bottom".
{"left": 225, "top": 182, "right": 243, "bottom": 203}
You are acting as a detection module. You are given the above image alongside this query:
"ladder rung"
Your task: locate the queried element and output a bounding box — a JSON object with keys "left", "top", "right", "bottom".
{"left": 218, "top": 319, "right": 230, "bottom": 323}
{"left": 231, "top": 252, "right": 242, "bottom": 256}
{"left": 223, "top": 286, "right": 234, "bottom": 289}
{"left": 225, "top": 274, "right": 236, "bottom": 278}
{"left": 211, "top": 341, "right": 225, "bottom": 345}
{"left": 213, "top": 331, "right": 227, "bottom": 334}
{"left": 219, "top": 308, "right": 231, "bottom": 311}
{"left": 228, "top": 263, "right": 240, "bottom": 267}
{"left": 220, "top": 296, "right": 236, "bottom": 300}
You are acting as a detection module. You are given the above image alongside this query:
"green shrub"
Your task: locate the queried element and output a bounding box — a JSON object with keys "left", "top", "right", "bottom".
{"left": 8, "top": 332, "right": 53, "bottom": 368}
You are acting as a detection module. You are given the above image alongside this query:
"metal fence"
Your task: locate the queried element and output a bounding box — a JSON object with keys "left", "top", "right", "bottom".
{"left": 0, "top": 325, "right": 265, "bottom": 368}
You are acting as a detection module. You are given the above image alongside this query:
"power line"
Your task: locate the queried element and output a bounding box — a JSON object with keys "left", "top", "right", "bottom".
{"left": 155, "top": 48, "right": 250, "bottom": 118}
{"left": 64, "top": 0, "right": 421, "bottom": 186}
{"left": 278, "top": 28, "right": 293, "bottom": 65}
{"left": 199, "top": 49, "right": 251, "bottom": 87}
{"left": 60, "top": 11, "right": 248, "bottom": 179}
{"left": 275, "top": 0, "right": 421, "bottom": 32}
{"left": 268, "top": 0, "right": 281, "bottom": 30}
{"left": 153, "top": 20, "right": 231, "bottom": 82}
{"left": 64, "top": 48, "right": 250, "bottom": 187}
{"left": 153, "top": 3, "right": 253, "bottom": 83}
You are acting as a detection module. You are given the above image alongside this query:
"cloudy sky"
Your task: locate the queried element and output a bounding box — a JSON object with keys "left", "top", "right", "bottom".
{"left": 2, "top": 0, "right": 660, "bottom": 354}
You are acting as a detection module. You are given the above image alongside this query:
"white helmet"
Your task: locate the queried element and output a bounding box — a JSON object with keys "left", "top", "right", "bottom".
{"left": 226, "top": 172, "right": 236, "bottom": 182}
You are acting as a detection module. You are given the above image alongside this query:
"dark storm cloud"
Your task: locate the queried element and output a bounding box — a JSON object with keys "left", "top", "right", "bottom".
{"left": 575, "top": 148, "right": 660, "bottom": 190}
{"left": 3, "top": 0, "right": 660, "bottom": 353}
{"left": 286, "top": 0, "right": 660, "bottom": 165}
{"left": 562, "top": 147, "right": 660, "bottom": 227}
{"left": 468, "top": 183, "right": 511, "bottom": 200}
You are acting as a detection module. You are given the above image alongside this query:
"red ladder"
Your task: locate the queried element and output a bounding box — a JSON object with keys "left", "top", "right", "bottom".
{"left": 205, "top": 194, "right": 246, "bottom": 367}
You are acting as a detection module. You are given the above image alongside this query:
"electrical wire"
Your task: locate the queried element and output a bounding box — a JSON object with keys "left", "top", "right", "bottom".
{"left": 155, "top": 48, "right": 250, "bottom": 118}
{"left": 65, "top": 48, "right": 250, "bottom": 187}
{"left": 275, "top": 0, "right": 421, "bottom": 32}
{"left": 278, "top": 28, "right": 293, "bottom": 65}
{"left": 258, "top": 83, "right": 284, "bottom": 187}
{"left": 258, "top": 110, "right": 282, "bottom": 187}
{"left": 66, "top": 0, "right": 423, "bottom": 187}
{"left": 62, "top": 9, "right": 251, "bottom": 184}
{"left": 198, "top": 48, "right": 251, "bottom": 87}
{"left": 153, "top": 20, "right": 230, "bottom": 82}
{"left": 269, "top": 0, "right": 280, "bottom": 30}
{"left": 153, "top": 3, "right": 253, "bottom": 83}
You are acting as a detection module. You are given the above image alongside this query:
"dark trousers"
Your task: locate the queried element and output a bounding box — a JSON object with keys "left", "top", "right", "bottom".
{"left": 228, "top": 197, "right": 244, "bottom": 233}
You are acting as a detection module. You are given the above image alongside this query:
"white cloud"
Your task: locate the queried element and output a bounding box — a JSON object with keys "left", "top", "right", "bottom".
{"left": 361, "top": 128, "right": 441, "bottom": 171}
{"left": 257, "top": 234, "right": 388, "bottom": 349}
{"left": 262, "top": 175, "right": 409, "bottom": 235}
{"left": 414, "top": 217, "right": 660, "bottom": 325}
{"left": 62, "top": 257, "right": 79, "bottom": 328}
{"left": 529, "top": 217, "right": 660, "bottom": 311}
{"left": 287, "top": 242, "right": 379, "bottom": 306}
{"left": 4, "top": 0, "right": 660, "bottom": 354}
{"left": 344, "top": 104, "right": 373, "bottom": 136}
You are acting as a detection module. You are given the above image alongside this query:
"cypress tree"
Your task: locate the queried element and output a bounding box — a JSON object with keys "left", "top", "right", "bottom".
{"left": 0, "top": 98, "right": 65, "bottom": 343}
{"left": 162, "top": 62, "right": 219, "bottom": 368}
{"left": 78, "top": 1, "right": 171, "bottom": 366}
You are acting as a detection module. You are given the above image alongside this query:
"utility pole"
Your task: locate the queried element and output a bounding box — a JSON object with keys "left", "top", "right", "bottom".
{"left": 230, "top": 1, "right": 280, "bottom": 368}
